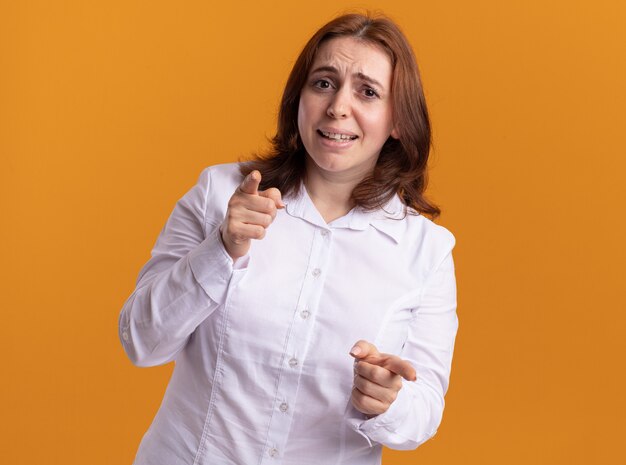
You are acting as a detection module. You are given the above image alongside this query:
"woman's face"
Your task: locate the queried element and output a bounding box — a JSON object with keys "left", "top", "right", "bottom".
{"left": 297, "top": 37, "right": 397, "bottom": 182}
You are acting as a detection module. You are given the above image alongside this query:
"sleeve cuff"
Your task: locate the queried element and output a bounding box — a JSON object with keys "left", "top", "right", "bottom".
{"left": 188, "top": 227, "right": 249, "bottom": 303}
{"left": 347, "top": 379, "right": 416, "bottom": 447}
{"left": 361, "top": 379, "right": 412, "bottom": 427}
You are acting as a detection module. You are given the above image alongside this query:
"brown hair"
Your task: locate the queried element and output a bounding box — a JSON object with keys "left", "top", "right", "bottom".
{"left": 240, "top": 12, "right": 440, "bottom": 218}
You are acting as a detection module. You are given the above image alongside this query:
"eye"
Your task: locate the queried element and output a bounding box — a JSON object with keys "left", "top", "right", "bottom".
{"left": 313, "top": 79, "right": 333, "bottom": 90}
{"left": 363, "top": 87, "right": 380, "bottom": 99}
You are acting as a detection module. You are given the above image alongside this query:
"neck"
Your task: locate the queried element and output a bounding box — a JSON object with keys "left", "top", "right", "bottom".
{"left": 304, "top": 160, "right": 367, "bottom": 223}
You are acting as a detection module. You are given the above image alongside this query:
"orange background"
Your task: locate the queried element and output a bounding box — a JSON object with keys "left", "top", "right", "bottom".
{"left": 1, "top": 1, "right": 625, "bottom": 464}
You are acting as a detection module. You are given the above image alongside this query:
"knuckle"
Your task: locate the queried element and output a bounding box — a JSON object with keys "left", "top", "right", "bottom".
{"left": 355, "top": 361, "right": 367, "bottom": 376}
{"left": 362, "top": 398, "right": 376, "bottom": 414}
{"left": 268, "top": 203, "right": 277, "bottom": 217}
{"left": 367, "top": 366, "right": 383, "bottom": 383}
{"left": 351, "top": 390, "right": 364, "bottom": 407}
{"left": 362, "top": 363, "right": 377, "bottom": 380}
{"left": 224, "top": 223, "right": 237, "bottom": 237}
{"left": 228, "top": 195, "right": 241, "bottom": 208}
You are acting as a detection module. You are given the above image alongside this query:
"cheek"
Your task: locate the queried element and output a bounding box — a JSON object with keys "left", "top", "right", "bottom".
{"left": 362, "top": 110, "right": 394, "bottom": 140}
{"left": 297, "top": 97, "right": 318, "bottom": 154}
{"left": 297, "top": 96, "right": 317, "bottom": 134}
{"left": 297, "top": 98, "right": 305, "bottom": 134}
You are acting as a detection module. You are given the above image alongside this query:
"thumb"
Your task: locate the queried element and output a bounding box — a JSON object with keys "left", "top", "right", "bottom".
{"left": 350, "top": 340, "right": 417, "bottom": 382}
{"left": 349, "top": 340, "right": 379, "bottom": 359}
{"left": 239, "top": 170, "right": 261, "bottom": 195}
{"left": 259, "top": 187, "right": 285, "bottom": 209}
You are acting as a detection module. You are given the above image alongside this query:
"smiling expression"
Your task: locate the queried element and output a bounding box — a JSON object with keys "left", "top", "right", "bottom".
{"left": 297, "top": 37, "right": 398, "bottom": 182}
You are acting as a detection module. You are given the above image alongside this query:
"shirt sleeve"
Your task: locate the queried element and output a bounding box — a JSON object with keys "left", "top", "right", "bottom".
{"left": 118, "top": 167, "right": 245, "bottom": 367}
{"left": 353, "top": 237, "right": 458, "bottom": 450}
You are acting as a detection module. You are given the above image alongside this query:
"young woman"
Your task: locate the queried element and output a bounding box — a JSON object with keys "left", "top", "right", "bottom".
{"left": 120, "top": 13, "right": 458, "bottom": 465}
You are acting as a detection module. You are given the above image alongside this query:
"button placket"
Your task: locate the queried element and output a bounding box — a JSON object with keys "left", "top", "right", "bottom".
{"left": 263, "top": 227, "right": 332, "bottom": 463}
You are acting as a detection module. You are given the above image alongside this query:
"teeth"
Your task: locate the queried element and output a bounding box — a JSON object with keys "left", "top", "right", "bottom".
{"left": 321, "top": 131, "right": 356, "bottom": 140}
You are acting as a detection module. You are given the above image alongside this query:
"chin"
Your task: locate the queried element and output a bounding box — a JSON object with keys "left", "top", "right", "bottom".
{"left": 310, "top": 155, "right": 352, "bottom": 173}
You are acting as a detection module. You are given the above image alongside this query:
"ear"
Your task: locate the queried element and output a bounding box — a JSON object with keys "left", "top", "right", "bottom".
{"left": 390, "top": 126, "right": 399, "bottom": 139}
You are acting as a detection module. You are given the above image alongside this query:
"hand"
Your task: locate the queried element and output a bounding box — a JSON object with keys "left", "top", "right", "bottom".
{"left": 349, "top": 340, "right": 417, "bottom": 416}
{"left": 220, "top": 170, "right": 284, "bottom": 259}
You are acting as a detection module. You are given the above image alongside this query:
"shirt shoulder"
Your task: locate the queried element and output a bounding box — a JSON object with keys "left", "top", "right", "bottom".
{"left": 409, "top": 212, "right": 455, "bottom": 249}
{"left": 194, "top": 162, "right": 244, "bottom": 225}
{"left": 399, "top": 211, "right": 456, "bottom": 273}
{"left": 197, "top": 162, "right": 244, "bottom": 195}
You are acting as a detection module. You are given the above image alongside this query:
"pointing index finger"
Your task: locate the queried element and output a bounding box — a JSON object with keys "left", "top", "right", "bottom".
{"left": 350, "top": 340, "right": 417, "bottom": 382}
{"left": 259, "top": 187, "right": 285, "bottom": 209}
{"left": 363, "top": 355, "right": 417, "bottom": 382}
{"left": 379, "top": 355, "right": 417, "bottom": 382}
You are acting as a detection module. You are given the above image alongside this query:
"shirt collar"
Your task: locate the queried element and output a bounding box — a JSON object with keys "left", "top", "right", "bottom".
{"left": 284, "top": 185, "right": 407, "bottom": 244}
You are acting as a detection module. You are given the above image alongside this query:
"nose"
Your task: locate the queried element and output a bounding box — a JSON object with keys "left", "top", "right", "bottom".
{"left": 327, "top": 88, "right": 351, "bottom": 119}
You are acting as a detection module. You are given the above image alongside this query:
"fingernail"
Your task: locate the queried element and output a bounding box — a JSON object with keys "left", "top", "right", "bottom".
{"left": 350, "top": 346, "right": 362, "bottom": 356}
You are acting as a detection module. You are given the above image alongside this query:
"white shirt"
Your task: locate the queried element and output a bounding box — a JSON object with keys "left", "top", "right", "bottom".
{"left": 119, "top": 163, "right": 458, "bottom": 465}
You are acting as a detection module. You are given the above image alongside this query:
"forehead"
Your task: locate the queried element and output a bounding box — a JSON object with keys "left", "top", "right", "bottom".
{"left": 311, "top": 36, "right": 393, "bottom": 82}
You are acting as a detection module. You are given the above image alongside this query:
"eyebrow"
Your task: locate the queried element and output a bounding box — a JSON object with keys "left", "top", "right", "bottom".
{"left": 309, "top": 65, "right": 385, "bottom": 90}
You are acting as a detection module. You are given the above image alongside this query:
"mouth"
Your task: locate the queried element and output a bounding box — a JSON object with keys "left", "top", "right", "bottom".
{"left": 317, "top": 129, "right": 359, "bottom": 141}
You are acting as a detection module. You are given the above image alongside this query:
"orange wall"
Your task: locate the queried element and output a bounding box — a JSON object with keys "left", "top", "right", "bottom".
{"left": 1, "top": 1, "right": 625, "bottom": 464}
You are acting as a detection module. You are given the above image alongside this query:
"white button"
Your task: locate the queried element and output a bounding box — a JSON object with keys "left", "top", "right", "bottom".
{"left": 268, "top": 447, "right": 279, "bottom": 458}
{"left": 288, "top": 357, "right": 298, "bottom": 368}
{"left": 300, "top": 309, "right": 310, "bottom": 319}
{"left": 122, "top": 331, "right": 129, "bottom": 342}
{"left": 279, "top": 402, "right": 288, "bottom": 412}
{"left": 321, "top": 230, "right": 328, "bottom": 237}
{"left": 312, "top": 268, "right": 321, "bottom": 277}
